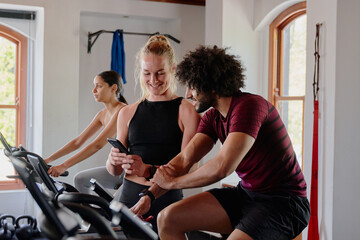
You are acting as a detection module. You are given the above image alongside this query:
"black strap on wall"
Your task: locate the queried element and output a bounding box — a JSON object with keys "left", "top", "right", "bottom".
{"left": 0, "top": 9, "right": 36, "bottom": 20}
{"left": 313, "top": 23, "right": 321, "bottom": 101}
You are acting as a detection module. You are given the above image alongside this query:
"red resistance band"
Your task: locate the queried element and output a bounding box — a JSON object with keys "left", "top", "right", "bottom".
{"left": 307, "top": 100, "right": 319, "bottom": 240}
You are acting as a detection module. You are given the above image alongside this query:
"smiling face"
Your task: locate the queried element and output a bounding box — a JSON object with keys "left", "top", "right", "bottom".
{"left": 141, "top": 53, "right": 175, "bottom": 100}
{"left": 92, "top": 76, "right": 116, "bottom": 103}
{"left": 185, "top": 87, "right": 215, "bottom": 113}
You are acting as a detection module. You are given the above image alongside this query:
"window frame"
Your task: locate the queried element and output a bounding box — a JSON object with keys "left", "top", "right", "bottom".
{"left": 268, "top": 4, "right": 307, "bottom": 240}
{"left": 0, "top": 24, "right": 27, "bottom": 190}
{"left": 268, "top": 2, "right": 306, "bottom": 169}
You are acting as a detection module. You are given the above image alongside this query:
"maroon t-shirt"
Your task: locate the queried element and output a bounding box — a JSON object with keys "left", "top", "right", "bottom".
{"left": 197, "top": 91, "right": 307, "bottom": 197}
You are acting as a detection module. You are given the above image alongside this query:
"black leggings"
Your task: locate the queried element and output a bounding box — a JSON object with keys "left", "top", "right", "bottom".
{"left": 118, "top": 178, "right": 183, "bottom": 232}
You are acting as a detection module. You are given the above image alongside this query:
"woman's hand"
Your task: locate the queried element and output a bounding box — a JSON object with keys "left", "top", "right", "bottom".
{"left": 44, "top": 158, "right": 51, "bottom": 164}
{"left": 109, "top": 147, "right": 147, "bottom": 177}
{"left": 131, "top": 196, "right": 152, "bottom": 216}
{"left": 48, "top": 164, "right": 67, "bottom": 177}
{"left": 152, "top": 164, "right": 177, "bottom": 189}
{"left": 108, "top": 147, "right": 127, "bottom": 166}
{"left": 121, "top": 155, "right": 147, "bottom": 177}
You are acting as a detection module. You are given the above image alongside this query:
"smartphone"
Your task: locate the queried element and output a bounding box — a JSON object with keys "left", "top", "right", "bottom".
{"left": 107, "top": 138, "right": 130, "bottom": 154}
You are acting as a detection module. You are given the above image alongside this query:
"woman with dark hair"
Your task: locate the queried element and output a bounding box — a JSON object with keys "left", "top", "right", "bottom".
{"left": 45, "top": 70, "right": 127, "bottom": 193}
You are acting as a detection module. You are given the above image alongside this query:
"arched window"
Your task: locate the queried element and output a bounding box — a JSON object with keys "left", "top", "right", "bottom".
{"left": 0, "top": 23, "right": 27, "bottom": 190}
{"left": 268, "top": 2, "right": 306, "bottom": 169}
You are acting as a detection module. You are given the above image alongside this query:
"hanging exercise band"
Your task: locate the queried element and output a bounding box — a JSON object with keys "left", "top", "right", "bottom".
{"left": 308, "top": 23, "right": 321, "bottom": 240}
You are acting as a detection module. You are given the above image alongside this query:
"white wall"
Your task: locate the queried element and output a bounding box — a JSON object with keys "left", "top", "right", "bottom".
{"left": 223, "top": 0, "right": 258, "bottom": 93}
{"left": 305, "top": 0, "right": 337, "bottom": 239}
{"left": 0, "top": 190, "right": 38, "bottom": 217}
{"left": 253, "top": 0, "right": 303, "bottom": 31}
{"left": 205, "top": 0, "right": 223, "bottom": 46}
{"left": 332, "top": 0, "right": 360, "bottom": 238}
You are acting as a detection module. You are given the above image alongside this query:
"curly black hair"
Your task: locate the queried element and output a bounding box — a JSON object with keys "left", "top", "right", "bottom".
{"left": 176, "top": 45, "right": 246, "bottom": 97}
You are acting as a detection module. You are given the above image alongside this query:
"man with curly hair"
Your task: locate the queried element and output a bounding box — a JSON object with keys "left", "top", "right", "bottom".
{"left": 131, "top": 46, "right": 310, "bottom": 240}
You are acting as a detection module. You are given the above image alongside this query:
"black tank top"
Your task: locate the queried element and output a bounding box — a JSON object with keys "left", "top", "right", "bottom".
{"left": 128, "top": 97, "right": 183, "bottom": 166}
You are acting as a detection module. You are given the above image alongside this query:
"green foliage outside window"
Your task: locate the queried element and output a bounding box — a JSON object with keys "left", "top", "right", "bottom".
{"left": 0, "top": 36, "right": 16, "bottom": 181}
{"left": 0, "top": 37, "right": 16, "bottom": 146}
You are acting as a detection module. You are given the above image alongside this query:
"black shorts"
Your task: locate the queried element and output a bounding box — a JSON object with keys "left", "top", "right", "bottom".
{"left": 208, "top": 183, "right": 310, "bottom": 240}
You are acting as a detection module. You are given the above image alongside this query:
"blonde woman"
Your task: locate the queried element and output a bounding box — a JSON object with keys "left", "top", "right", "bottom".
{"left": 107, "top": 35, "right": 200, "bottom": 231}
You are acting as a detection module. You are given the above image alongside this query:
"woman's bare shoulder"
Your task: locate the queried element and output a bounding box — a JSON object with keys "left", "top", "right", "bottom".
{"left": 179, "top": 98, "right": 201, "bottom": 122}
{"left": 118, "top": 101, "right": 141, "bottom": 120}
{"left": 121, "top": 101, "right": 140, "bottom": 112}
{"left": 95, "top": 108, "right": 108, "bottom": 120}
{"left": 179, "top": 99, "right": 196, "bottom": 114}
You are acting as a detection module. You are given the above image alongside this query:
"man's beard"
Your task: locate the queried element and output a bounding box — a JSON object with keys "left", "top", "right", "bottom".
{"left": 196, "top": 93, "right": 215, "bottom": 113}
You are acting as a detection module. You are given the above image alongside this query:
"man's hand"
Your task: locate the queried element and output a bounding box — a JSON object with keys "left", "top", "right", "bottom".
{"left": 48, "top": 164, "right": 67, "bottom": 177}
{"left": 152, "top": 164, "right": 177, "bottom": 189}
{"left": 131, "top": 195, "right": 152, "bottom": 216}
